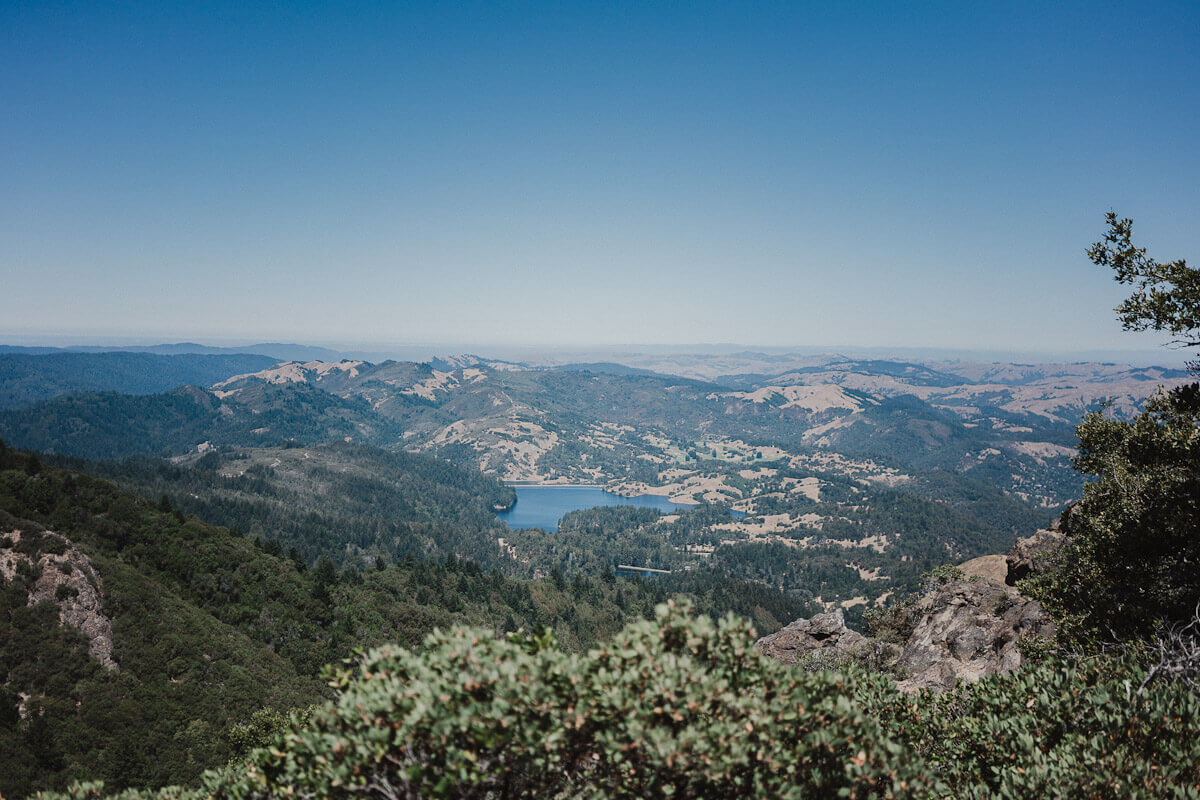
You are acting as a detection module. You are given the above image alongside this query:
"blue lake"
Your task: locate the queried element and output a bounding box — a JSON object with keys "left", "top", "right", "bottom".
{"left": 496, "top": 486, "right": 693, "bottom": 531}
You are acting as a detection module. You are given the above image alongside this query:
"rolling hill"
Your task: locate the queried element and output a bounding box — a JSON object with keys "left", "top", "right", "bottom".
{"left": 3, "top": 351, "right": 1182, "bottom": 619}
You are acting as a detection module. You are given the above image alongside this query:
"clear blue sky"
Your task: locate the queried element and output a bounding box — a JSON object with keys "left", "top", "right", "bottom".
{"left": 2, "top": 1, "right": 1198, "bottom": 353}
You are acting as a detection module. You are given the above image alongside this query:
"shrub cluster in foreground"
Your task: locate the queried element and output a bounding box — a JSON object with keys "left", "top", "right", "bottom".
{"left": 39, "top": 601, "right": 1200, "bottom": 800}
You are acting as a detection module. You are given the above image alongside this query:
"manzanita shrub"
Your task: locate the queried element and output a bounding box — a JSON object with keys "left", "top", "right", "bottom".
{"left": 211, "top": 599, "right": 923, "bottom": 799}
{"left": 860, "top": 655, "right": 1200, "bottom": 800}
{"left": 38, "top": 602, "right": 1200, "bottom": 800}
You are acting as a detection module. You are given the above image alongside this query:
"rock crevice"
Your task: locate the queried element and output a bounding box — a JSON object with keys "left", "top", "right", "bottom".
{"left": 892, "top": 578, "right": 1052, "bottom": 691}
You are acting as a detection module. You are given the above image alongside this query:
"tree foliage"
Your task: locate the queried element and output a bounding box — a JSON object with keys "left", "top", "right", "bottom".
{"left": 1088, "top": 211, "right": 1200, "bottom": 362}
{"left": 1026, "top": 387, "right": 1200, "bottom": 642}
{"left": 1025, "top": 214, "right": 1200, "bottom": 644}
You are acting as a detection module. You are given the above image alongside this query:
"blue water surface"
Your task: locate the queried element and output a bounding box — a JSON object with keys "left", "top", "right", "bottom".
{"left": 496, "top": 485, "right": 692, "bottom": 532}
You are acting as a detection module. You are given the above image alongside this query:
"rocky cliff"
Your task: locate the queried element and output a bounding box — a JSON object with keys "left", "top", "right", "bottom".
{"left": 1005, "top": 518, "right": 1068, "bottom": 586}
{"left": 0, "top": 527, "right": 118, "bottom": 671}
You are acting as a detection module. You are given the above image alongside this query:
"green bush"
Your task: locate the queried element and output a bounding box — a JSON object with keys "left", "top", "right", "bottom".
{"left": 36, "top": 605, "right": 1200, "bottom": 800}
{"left": 214, "top": 600, "right": 924, "bottom": 799}
{"left": 863, "top": 655, "right": 1200, "bottom": 799}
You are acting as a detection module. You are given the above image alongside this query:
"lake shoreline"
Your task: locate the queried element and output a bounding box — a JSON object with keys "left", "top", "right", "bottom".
{"left": 503, "top": 481, "right": 607, "bottom": 488}
{"left": 502, "top": 481, "right": 702, "bottom": 505}
{"left": 496, "top": 485, "right": 693, "bottom": 531}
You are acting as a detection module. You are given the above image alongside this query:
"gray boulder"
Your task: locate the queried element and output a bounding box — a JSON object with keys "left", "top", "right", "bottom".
{"left": 754, "top": 608, "right": 867, "bottom": 665}
{"left": 894, "top": 579, "right": 1053, "bottom": 692}
{"left": 1005, "top": 500, "right": 1075, "bottom": 586}
{"left": 759, "top": 579, "right": 1055, "bottom": 693}
{"left": 958, "top": 554, "right": 1008, "bottom": 583}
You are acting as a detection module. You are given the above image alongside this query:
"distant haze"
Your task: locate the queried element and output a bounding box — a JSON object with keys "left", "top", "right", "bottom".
{"left": 0, "top": 336, "right": 1192, "bottom": 371}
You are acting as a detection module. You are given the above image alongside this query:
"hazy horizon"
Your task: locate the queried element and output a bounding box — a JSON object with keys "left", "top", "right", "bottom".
{"left": 1, "top": 331, "right": 1193, "bottom": 369}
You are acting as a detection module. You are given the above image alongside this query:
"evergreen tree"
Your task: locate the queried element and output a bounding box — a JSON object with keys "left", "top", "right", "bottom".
{"left": 1028, "top": 214, "right": 1200, "bottom": 643}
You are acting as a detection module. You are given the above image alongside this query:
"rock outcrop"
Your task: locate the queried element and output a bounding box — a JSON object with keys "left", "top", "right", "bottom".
{"left": 0, "top": 528, "right": 119, "bottom": 671}
{"left": 760, "top": 519, "right": 1068, "bottom": 692}
{"left": 1006, "top": 527, "right": 1067, "bottom": 586}
{"left": 892, "top": 578, "right": 1053, "bottom": 692}
{"left": 757, "top": 579, "right": 1053, "bottom": 693}
{"left": 957, "top": 554, "right": 1008, "bottom": 583}
{"left": 1005, "top": 501, "right": 1074, "bottom": 586}
{"left": 754, "top": 609, "right": 867, "bottom": 665}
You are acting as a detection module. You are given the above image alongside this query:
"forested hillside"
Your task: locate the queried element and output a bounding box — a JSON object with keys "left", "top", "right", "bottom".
{"left": 0, "top": 446, "right": 325, "bottom": 795}
{"left": 58, "top": 443, "right": 517, "bottom": 569}
{"left": 0, "top": 383, "right": 409, "bottom": 460}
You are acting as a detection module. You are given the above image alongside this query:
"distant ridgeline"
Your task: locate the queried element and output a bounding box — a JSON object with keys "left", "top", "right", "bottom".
{"left": 0, "top": 351, "right": 281, "bottom": 410}
{"left": 0, "top": 350, "right": 1184, "bottom": 629}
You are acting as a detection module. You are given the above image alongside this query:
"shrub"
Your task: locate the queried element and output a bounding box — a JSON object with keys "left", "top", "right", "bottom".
{"left": 216, "top": 600, "right": 925, "bottom": 799}
{"left": 863, "top": 655, "right": 1200, "bottom": 799}
{"left": 34, "top": 607, "right": 1200, "bottom": 800}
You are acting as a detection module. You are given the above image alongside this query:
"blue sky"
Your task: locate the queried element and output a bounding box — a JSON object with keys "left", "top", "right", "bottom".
{"left": 2, "top": 1, "right": 1198, "bottom": 354}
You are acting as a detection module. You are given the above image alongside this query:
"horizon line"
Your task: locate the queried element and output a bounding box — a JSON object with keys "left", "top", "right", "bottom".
{"left": 0, "top": 333, "right": 1193, "bottom": 368}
